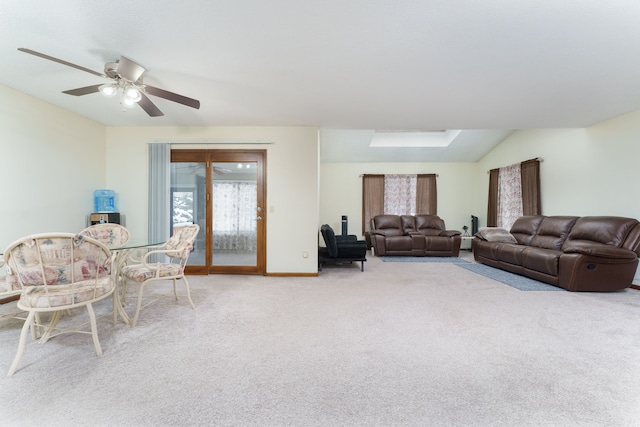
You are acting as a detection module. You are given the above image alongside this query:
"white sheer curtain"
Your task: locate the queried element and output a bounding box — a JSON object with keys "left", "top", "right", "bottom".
{"left": 212, "top": 181, "right": 257, "bottom": 251}
{"left": 384, "top": 174, "right": 417, "bottom": 215}
{"left": 497, "top": 163, "right": 523, "bottom": 230}
{"left": 148, "top": 143, "right": 171, "bottom": 254}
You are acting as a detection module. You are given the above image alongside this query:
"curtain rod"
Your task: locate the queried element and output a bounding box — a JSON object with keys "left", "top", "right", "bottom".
{"left": 360, "top": 173, "right": 439, "bottom": 177}
{"left": 149, "top": 140, "right": 273, "bottom": 144}
{"left": 486, "top": 157, "right": 542, "bottom": 173}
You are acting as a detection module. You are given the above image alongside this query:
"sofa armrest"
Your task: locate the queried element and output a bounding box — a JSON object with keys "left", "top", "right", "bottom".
{"left": 336, "top": 234, "right": 357, "bottom": 242}
{"left": 440, "top": 230, "right": 462, "bottom": 237}
{"left": 563, "top": 241, "right": 637, "bottom": 260}
{"left": 370, "top": 229, "right": 401, "bottom": 237}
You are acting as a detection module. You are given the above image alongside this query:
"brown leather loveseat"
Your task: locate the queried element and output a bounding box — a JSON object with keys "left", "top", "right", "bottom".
{"left": 473, "top": 215, "right": 640, "bottom": 292}
{"left": 370, "top": 214, "right": 461, "bottom": 257}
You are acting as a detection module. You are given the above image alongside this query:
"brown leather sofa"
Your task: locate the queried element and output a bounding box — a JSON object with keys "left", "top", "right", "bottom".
{"left": 370, "top": 214, "right": 462, "bottom": 257}
{"left": 473, "top": 215, "right": 640, "bottom": 291}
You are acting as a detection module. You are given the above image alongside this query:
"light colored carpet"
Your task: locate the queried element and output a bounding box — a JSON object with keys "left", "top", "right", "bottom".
{"left": 1, "top": 255, "right": 640, "bottom": 426}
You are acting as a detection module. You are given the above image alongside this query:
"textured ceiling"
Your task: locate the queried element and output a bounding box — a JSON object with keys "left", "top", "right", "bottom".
{"left": 1, "top": 1, "right": 639, "bottom": 161}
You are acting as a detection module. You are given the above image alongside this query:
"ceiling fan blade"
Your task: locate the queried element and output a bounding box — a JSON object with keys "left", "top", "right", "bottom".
{"left": 213, "top": 167, "right": 232, "bottom": 175}
{"left": 118, "top": 56, "right": 146, "bottom": 83}
{"left": 18, "top": 48, "right": 106, "bottom": 78}
{"left": 62, "top": 84, "right": 102, "bottom": 96}
{"left": 145, "top": 85, "right": 200, "bottom": 109}
{"left": 138, "top": 93, "right": 164, "bottom": 117}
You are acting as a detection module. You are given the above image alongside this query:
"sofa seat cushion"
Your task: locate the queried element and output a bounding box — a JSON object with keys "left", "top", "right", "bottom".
{"left": 473, "top": 239, "right": 499, "bottom": 260}
{"left": 336, "top": 240, "right": 368, "bottom": 258}
{"left": 384, "top": 236, "right": 414, "bottom": 251}
{"left": 522, "top": 247, "right": 562, "bottom": 276}
{"left": 496, "top": 243, "right": 527, "bottom": 265}
{"left": 424, "top": 236, "right": 454, "bottom": 251}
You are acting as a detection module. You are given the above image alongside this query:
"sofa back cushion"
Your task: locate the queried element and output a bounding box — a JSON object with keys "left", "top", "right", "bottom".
{"left": 563, "top": 216, "right": 640, "bottom": 249}
{"left": 414, "top": 215, "right": 445, "bottom": 236}
{"left": 401, "top": 215, "right": 416, "bottom": 234}
{"left": 371, "top": 215, "right": 403, "bottom": 236}
{"left": 320, "top": 225, "right": 338, "bottom": 257}
{"left": 529, "top": 216, "right": 579, "bottom": 250}
{"left": 509, "top": 216, "right": 544, "bottom": 245}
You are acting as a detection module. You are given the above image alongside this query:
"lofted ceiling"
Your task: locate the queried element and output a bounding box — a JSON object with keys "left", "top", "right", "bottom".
{"left": 1, "top": 1, "right": 639, "bottom": 162}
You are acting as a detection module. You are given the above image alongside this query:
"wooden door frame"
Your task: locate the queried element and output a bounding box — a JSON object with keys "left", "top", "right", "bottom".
{"left": 171, "top": 149, "right": 266, "bottom": 275}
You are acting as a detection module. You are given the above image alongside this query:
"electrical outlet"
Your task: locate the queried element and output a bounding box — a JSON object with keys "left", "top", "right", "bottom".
{"left": 302, "top": 251, "right": 308, "bottom": 258}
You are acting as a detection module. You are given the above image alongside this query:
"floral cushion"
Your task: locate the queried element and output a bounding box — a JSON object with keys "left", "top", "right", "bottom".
{"left": 165, "top": 225, "right": 199, "bottom": 259}
{"left": 19, "top": 276, "right": 114, "bottom": 309}
{"left": 6, "top": 236, "right": 112, "bottom": 287}
{"left": 1, "top": 273, "right": 20, "bottom": 291}
{"left": 121, "top": 263, "right": 184, "bottom": 282}
{"left": 5, "top": 234, "right": 113, "bottom": 305}
{"left": 79, "top": 224, "right": 130, "bottom": 249}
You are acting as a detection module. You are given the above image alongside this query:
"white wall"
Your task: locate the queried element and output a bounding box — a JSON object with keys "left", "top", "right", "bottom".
{"left": 0, "top": 84, "right": 105, "bottom": 246}
{"left": 319, "top": 162, "right": 479, "bottom": 237}
{"left": 474, "top": 110, "right": 640, "bottom": 222}
{"left": 105, "top": 126, "right": 319, "bottom": 274}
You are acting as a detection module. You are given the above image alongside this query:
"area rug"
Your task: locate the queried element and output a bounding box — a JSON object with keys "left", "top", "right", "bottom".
{"left": 379, "top": 256, "right": 470, "bottom": 263}
{"left": 457, "top": 263, "right": 563, "bottom": 291}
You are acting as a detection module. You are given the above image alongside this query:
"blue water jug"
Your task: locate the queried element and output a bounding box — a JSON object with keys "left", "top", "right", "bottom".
{"left": 94, "top": 189, "right": 116, "bottom": 212}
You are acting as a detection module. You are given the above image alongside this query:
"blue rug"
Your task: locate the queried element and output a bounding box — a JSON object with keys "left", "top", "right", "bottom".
{"left": 456, "top": 263, "right": 563, "bottom": 291}
{"left": 379, "top": 256, "right": 470, "bottom": 263}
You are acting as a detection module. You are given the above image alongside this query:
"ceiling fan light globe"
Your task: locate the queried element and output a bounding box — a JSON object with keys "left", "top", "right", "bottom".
{"left": 99, "top": 83, "right": 118, "bottom": 98}
{"left": 121, "top": 94, "right": 137, "bottom": 108}
{"left": 124, "top": 86, "right": 142, "bottom": 103}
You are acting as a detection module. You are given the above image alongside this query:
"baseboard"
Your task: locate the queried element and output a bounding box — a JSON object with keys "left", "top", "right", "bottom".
{"left": 0, "top": 294, "right": 19, "bottom": 304}
{"left": 265, "top": 272, "right": 318, "bottom": 277}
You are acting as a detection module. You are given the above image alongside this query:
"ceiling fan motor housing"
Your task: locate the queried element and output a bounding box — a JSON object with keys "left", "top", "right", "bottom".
{"left": 104, "top": 62, "right": 119, "bottom": 79}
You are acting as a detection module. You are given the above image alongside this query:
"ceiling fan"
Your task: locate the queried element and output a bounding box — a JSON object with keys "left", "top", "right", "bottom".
{"left": 18, "top": 47, "right": 200, "bottom": 117}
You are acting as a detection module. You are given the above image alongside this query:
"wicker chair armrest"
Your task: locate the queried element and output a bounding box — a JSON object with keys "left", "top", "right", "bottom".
{"left": 141, "top": 248, "right": 184, "bottom": 268}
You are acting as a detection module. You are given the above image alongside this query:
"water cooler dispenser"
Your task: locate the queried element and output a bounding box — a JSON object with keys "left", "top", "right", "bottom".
{"left": 90, "top": 189, "right": 121, "bottom": 225}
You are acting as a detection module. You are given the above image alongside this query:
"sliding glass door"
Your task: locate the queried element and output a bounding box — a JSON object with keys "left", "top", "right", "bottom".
{"left": 171, "top": 150, "right": 266, "bottom": 275}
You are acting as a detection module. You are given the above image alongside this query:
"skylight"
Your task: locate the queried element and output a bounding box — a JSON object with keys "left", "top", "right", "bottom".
{"left": 370, "top": 130, "right": 462, "bottom": 148}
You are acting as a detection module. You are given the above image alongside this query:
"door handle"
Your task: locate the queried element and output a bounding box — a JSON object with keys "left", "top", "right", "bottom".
{"left": 256, "top": 216, "right": 262, "bottom": 221}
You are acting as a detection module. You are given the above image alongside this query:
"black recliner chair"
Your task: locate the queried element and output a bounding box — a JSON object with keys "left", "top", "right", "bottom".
{"left": 318, "top": 224, "right": 367, "bottom": 272}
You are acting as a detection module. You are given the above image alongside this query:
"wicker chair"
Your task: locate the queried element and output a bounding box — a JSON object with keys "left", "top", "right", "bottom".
{"left": 120, "top": 224, "right": 199, "bottom": 327}
{"left": 4, "top": 233, "right": 114, "bottom": 376}
{"left": 79, "top": 223, "right": 132, "bottom": 324}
